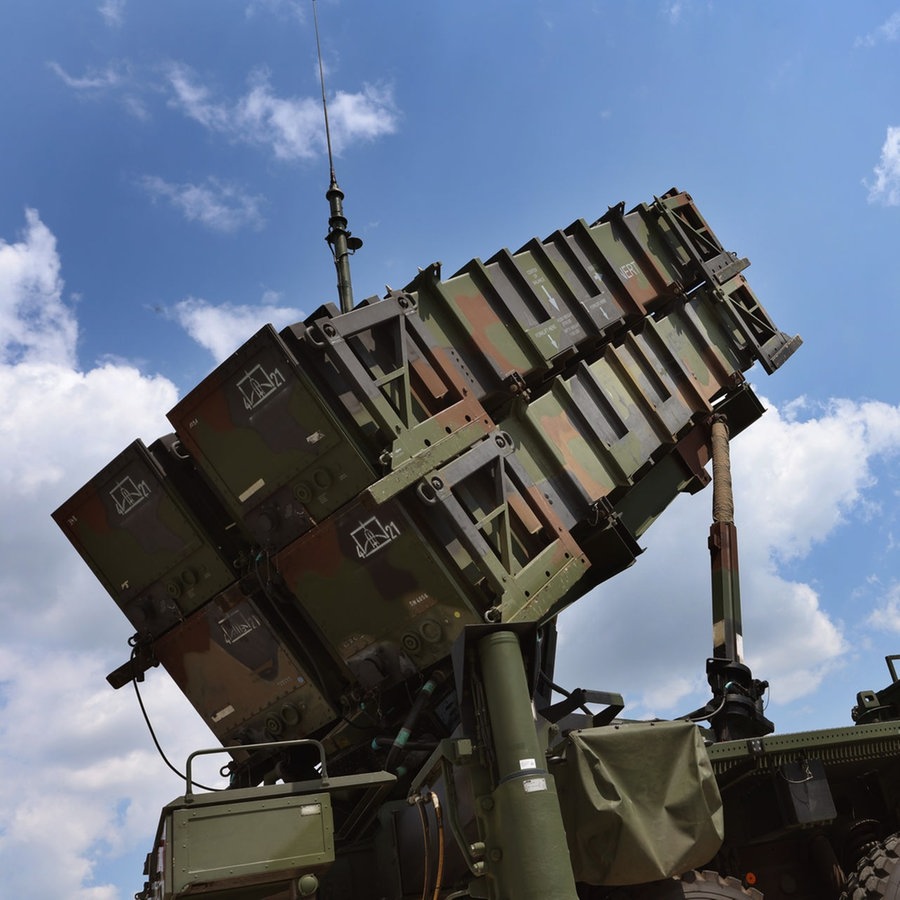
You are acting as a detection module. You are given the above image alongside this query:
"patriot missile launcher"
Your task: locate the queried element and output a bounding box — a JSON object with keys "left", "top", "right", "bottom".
{"left": 53, "top": 186, "right": 900, "bottom": 900}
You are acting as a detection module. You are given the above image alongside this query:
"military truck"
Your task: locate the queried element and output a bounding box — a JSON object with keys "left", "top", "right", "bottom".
{"left": 53, "top": 185, "right": 900, "bottom": 900}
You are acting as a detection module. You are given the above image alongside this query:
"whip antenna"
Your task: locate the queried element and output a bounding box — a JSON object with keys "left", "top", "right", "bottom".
{"left": 312, "top": 0, "right": 361, "bottom": 313}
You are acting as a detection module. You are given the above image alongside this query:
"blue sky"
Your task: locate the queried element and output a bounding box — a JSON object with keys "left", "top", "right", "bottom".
{"left": 2, "top": 1, "right": 900, "bottom": 896}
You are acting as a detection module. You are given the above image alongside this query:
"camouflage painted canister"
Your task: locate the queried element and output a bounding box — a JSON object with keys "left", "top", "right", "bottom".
{"left": 52, "top": 438, "right": 236, "bottom": 638}
{"left": 153, "top": 582, "right": 337, "bottom": 746}
{"left": 168, "top": 324, "right": 376, "bottom": 553}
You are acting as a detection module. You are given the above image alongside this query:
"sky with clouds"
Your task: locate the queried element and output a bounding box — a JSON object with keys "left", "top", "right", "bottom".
{"left": 2, "top": 1, "right": 900, "bottom": 896}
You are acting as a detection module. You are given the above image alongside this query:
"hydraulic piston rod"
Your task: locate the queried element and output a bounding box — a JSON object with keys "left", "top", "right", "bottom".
{"left": 709, "top": 414, "right": 743, "bottom": 663}
{"left": 702, "top": 414, "right": 773, "bottom": 740}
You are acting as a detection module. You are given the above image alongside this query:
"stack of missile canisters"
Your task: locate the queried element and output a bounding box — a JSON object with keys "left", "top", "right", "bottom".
{"left": 53, "top": 189, "right": 800, "bottom": 758}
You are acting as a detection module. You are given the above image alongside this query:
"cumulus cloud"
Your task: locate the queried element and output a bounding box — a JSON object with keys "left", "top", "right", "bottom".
{"left": 139, "top": 175, "right": 266, "bottom": 232}
{"left": 869, "top": 581, "right": 900, "bottom": 633}
{"left": 0, "top": 208, "right": 75, "bottom": 367}
{"left": 0, "top": 210, "right": 217, "bottom": 897}
{"left": 736, "top": 397, "right": 900, "bottom": 561}
{"left": 169, "top": 294, "right": 305, "bottom": 361}
{"left": 855, "top": 11, "right": 900, "bottom": 48}
{"left": 166, "top": 63, "right": 397, "bottom": 160}
{"left": 867, "top": 126, "right": 900, "bottom": 206}
{"left": 0, "top": 648, "right": 218, "bottom": 898}
{"left": 555, "top": 395, "right": 900, "bottom": 718}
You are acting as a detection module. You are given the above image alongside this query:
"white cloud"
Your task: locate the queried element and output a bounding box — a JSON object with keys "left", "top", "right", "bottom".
{"left": 139, "top": 175, "right": 266, "bottom": 232}
{"left": 0, "top": 211, "right": 219, "bottom": 897}
{"left": 556, "top": 395, "right": 900, "bottom": 719}
{"left": 735, "top": 397, "right": 900, "bottom": 562}
{"left": 0, "top": 649, "right": 217, "bottom": 898}
{"left": 169, "top": 295, "right": 305, "bottom": 361}
{"left": 869, "top": 582, "right": 900, "bottom": 633}
{"left": 166, "top": 63, "right": 397, "bottom": 160}
{"left": 98, "top": 0, "right": 125, "bottom": 27}
{"left": 48, "top": 61, "right": 124, "bottom": 92}
{"left": 0, "top": 208, "right": 76, "bottom": 367}
{"left": 867, "top": 126, "right": 900, "bottom": 206}
{"left": 48, "top": 60, "right": 148, "bottom": 119}
{"left": 855, "top": 11, "right": 900, "bottom": 48}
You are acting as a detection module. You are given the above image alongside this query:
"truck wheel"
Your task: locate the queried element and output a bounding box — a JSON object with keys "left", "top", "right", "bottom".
{"left": 844, "top": 833, "right": 900, "bottom": 899}
{"left": 678, "top": 870, "right": 763, "bottom": 898}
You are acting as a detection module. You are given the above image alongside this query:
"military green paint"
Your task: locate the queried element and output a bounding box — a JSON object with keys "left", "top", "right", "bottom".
{"left": 474, "top": 632, "right": 579, "bottom": 900}
{"left": 53, "top": 186, "right": 805, "bottom": 900}
{"left": 52, "top": 439, "right": 235, "bottom": 638}
{"left": 153, "top": 583, "right": 337, "bottom": 745}
{"left": 168, "top": 325, "right": 375, "bottom": 550}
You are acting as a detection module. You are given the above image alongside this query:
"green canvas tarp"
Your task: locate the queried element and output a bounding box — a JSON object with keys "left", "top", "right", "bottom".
{"left": 552, "top": 720, "right": 724, "bottom": 885}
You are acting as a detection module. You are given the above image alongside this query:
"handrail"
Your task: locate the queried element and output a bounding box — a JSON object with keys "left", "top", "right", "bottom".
{"left": 184, "top": 738, "right": 328, "bottom": 803}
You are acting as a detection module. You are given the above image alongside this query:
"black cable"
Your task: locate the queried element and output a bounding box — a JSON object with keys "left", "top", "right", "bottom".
{"left": 685, "top": 691, "right": 728, "bottom": 724}
{"left": 130, "top": 648, "right": 221, "bottom": 792}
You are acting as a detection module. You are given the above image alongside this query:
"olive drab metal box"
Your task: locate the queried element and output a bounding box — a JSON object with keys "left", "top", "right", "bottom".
{"left": 152, "top": 582, "right": 338, "bottom": 746}
{"left": 52, "top": 438, "right": 236, "bottom": 639}
{"left": 156, "top": 786, "right": 335, "bottom": 898}
{"left": 273, "top": 491, "right": 481, "bottom": 689}
{"left": 272, "top": 427, "right": 587, "bottom": 690}
{"left": 167, "top": 324, "right": 376, "bottom": 553}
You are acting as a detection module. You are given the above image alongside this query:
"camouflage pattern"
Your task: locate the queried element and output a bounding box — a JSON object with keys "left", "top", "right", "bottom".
{"left": 407, "top": 429, "right": 588, "bottom": 624}
{"left": 497, "top": 294, "right": 733, "bottom": 537}
{"left": 55, "top": 188, "right": 807, "bottom": 900}
{"left": 270, "top": 428, "right": 586, "bottom": 696}
{"left": 404, "top": 188, "right": 795, "bottom": 413}
{"left": 273, "top": 490, "right": 481, "bottom": 688}
{"left": 52, "top": 438, "right": 236, "bottom": 639}
{"left": 167, "top": 324, "right": 376, "bottom": 553}
{"left": 153, "top": 582, "right": 337, "bottom": 747}
{"left": 281, "top": 290, "right": 494, "bottom": 493}
{"left": 56, "top": 186, "right": 800, "bottom": 742}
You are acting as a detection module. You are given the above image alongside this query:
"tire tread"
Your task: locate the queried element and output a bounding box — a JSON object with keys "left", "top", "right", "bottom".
{"left": 843, "top": 834, "right": 900, "bottom": 899}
